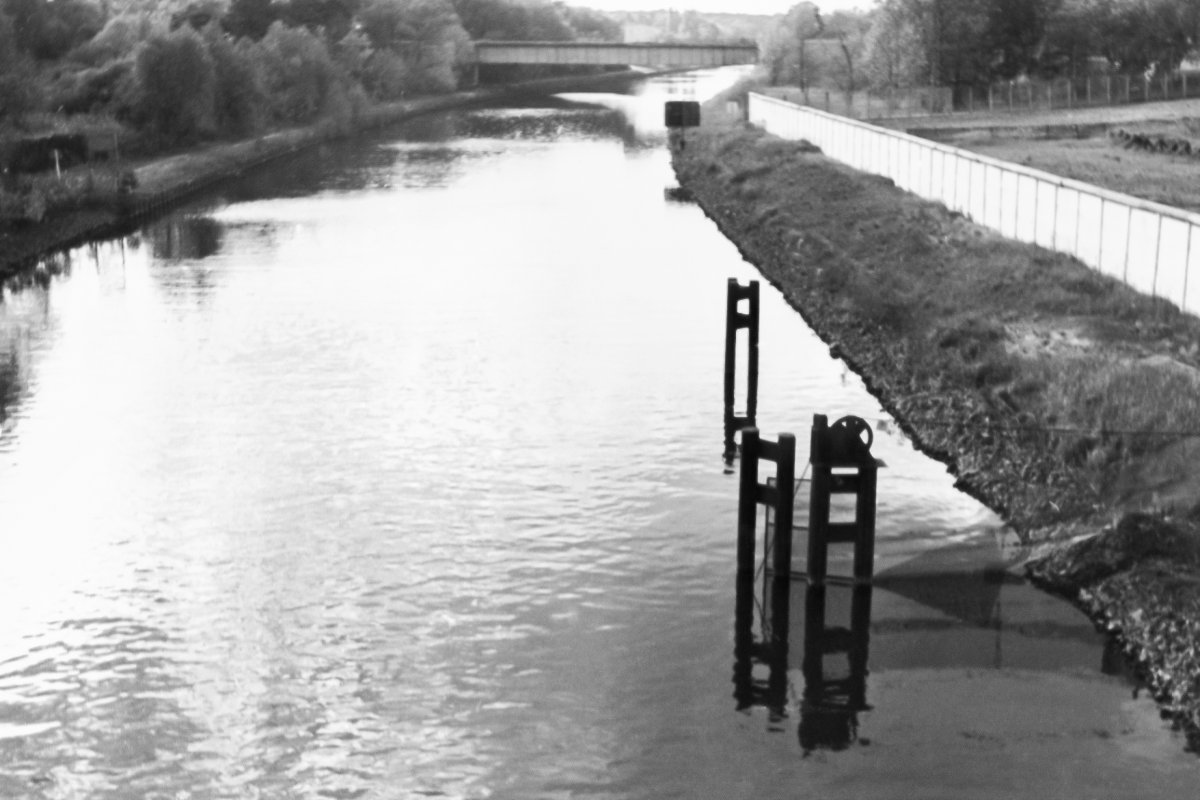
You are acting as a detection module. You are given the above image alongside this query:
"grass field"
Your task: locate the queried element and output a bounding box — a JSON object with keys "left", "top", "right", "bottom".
{"left": 891, "top": 98, "right": 1200, "bottom": 213}
{"left": 944, "top": 125, "right": 1200, "bottom": 213}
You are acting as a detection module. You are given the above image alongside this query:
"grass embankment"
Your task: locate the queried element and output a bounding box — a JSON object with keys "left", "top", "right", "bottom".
{"left": 673, "top": 86, "right": 1200, "bottom": 747}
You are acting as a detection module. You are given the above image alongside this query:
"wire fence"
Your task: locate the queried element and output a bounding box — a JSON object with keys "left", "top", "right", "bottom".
{"left": 748, "top": 92, "right": 1200, "bottom": 317}
{"left": 760, "top": 72, "right": 1200, "bottom": 121}
{"left": 762, "top": 85, "right": 953, "bottom": 120}
{"left": 970, "top": 72, "right": 1200, "bottom": 116}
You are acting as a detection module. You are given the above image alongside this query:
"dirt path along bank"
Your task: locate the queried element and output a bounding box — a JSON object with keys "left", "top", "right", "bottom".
{"left": 671, "top": 112, "right": 1200, "bottom": 750}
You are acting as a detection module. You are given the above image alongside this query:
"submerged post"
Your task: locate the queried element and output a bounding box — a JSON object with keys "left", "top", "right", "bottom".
{"left": 723, "top": 279, "right": 759, "bottom": 461}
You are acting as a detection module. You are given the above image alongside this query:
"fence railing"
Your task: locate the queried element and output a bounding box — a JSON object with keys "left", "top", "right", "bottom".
{"left": 748, "top": 92, "right": 1200, "bottom": 316}
{"left": 762, "top": 71, "right": 1200, "bottom": 121}
{"left": 761, "top": 85, "right": 953, "bottom": 120}
{"left": 973, "top": 72, "right": 1200, "bottom": 115}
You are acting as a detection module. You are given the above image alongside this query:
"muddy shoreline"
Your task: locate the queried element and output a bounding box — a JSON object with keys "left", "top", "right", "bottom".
{"left": 0, "top": 70, "right": 645, "bottom": 282}
{"left": 671, "top": 119, "right": 1200, "bottom": 749}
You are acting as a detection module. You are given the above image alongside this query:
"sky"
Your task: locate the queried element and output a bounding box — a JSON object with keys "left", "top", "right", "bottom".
{"left": 564, "top": 0, "right": 878, "bottom": 14}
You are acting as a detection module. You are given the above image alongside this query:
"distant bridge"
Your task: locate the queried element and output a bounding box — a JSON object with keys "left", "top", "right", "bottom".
{"left": 473, "top": 41, "right": 760, "bottom": 69}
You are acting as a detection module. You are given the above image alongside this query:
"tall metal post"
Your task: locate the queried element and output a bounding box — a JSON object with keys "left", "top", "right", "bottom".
{"left": 805, "top": 414, "right": 880, "bottom": 585}
{"left": 732, "top": 570, "right": 758, "bottom": 711}
{"left": 737, "top": 428, "right": 761, "bottom": 575}
{"left": 724, "top": 279, "right": 759, "bottom": 461}
{"left": 772, "top": 434, "right": 797, "bottom": 579}
{"left": 854, "top": 457, "right": 878, "bottom": 581}
{"left": 807, "top": 416, "right": 833, "bottom": 582}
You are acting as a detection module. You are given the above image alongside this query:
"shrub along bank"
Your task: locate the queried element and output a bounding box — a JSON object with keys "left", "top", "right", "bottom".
{"left": 672, "top": 113, "right": 1200, "bottom": 749}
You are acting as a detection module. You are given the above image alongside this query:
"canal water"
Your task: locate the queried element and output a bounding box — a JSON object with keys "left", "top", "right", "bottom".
{"left": 1, "top": 70, "right": 1198, "bottom": 798}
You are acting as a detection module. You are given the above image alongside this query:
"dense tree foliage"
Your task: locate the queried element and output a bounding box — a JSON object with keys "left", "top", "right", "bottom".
{"left": 0, "top": 0, "right": 617, "bottom": 143}
{"left": 0, "top": 10, "right": 38, "bottom": 122}
{"left": 450, "top": 0, "right": 571, "bottom": 41}
{"left": 2, "top": 0, "right": 105, "bottom": 60}
{"left": 770, "top": 0, "right": 1200, "bottom": 97}
{"left": 133, "top": 26, "right": 217, "bottom": 142}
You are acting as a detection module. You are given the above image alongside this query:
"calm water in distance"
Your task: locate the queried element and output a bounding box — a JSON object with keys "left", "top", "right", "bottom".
{"left": 1, "top": 70, "right": 1195, "bottom": 798}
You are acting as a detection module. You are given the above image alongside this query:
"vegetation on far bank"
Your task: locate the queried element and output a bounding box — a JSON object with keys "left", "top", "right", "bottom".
{"left": 1, "top": 0, "right": 623, "bottom": 142}
{"left": 0, "top": 0, "right": 626, "bottom": 222}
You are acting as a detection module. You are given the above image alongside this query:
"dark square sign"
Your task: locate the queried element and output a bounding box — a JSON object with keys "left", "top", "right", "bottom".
{"left": 664, "top": 101, "right": 701, "bottom": 129}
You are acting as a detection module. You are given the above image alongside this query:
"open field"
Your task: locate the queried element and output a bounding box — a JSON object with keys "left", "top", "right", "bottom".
{"left": 886, "top": 96, "right": 1200, "bottom": 131}
{"left": 885, "top": 98, "right": 1200, "bottom": 214}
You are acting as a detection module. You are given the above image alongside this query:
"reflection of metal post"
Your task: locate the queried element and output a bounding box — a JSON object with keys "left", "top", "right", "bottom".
{"left": 732, "top": 572, "right": 758, "bottom": 710}
{"left": 848, "top": 584, "right": 873, "bottom": 710}
{"left": 799, "top": 580, "right": 872, "bottom": 753}
{"left": 802, "top": 582, "right": 827, "bottom": 684}
{"left": 766, "top": 571, "right": 791, "bottom": 721}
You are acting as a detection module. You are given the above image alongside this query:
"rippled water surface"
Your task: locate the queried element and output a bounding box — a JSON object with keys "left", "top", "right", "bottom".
{"left": 2, "top": 71, "right": 1197, "bottom": 799}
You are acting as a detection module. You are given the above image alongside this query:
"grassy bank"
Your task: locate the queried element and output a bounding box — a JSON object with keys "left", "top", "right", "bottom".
{"left": 672, "top": 98, "right": 1200, "bottom": 747}
{"left": 0, "top": 70, "right": 643, "bottom": 281}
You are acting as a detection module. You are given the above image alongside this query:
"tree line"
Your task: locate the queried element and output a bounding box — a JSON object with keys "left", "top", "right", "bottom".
{"left": 0, "top": 0, "right": 622, "bottom": 146}
{"left": 765, "top": 0, "right": 1200, "bottom": 99}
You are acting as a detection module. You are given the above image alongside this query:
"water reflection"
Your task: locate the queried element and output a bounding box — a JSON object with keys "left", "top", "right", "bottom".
{"left": 733, "top": 573, "right": 873, "bottom": 753}
{"left": 0, "top": 349, "right": 22, "bottom": 426}
{"left": 4, "top": 67, "right": 1199, "bottom": 799}
{"left": 799, "top": 583, "right": 872, "bottom": 754}
{"left": 149, "top": 216, "right": 224, "bottom": 261}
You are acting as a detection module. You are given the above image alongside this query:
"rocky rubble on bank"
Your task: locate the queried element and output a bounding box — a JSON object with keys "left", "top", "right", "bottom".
{"left": 672, "top": 119, "right": 1200, "bottom": 749}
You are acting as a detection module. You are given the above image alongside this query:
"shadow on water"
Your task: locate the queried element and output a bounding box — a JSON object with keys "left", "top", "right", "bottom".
{"left": 149, "top": 216, "right": 224, "bottom": 262}
{"left": 0, "top": 349, "right": 21, "bottom": 427}
{"left": 731, "top": 537, "right": 1161, "bottom": 756}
